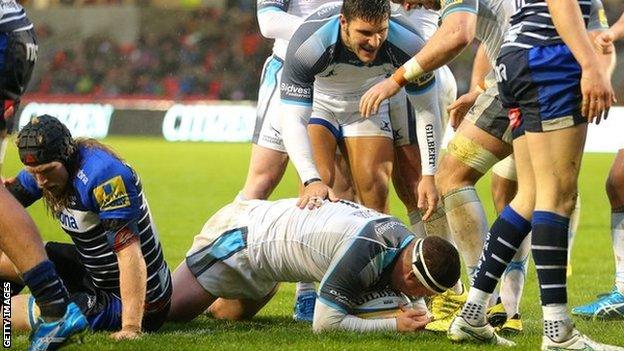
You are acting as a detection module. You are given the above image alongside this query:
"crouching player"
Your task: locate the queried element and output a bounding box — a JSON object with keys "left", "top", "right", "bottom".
{"left": 168, "top": 198, "right": 461, "bottom": 332}
{"left": 1, "top": 115, "right": 172, "bottom": 339}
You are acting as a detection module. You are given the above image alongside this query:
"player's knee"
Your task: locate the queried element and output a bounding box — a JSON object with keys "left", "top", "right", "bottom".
{"left": 606, "top": 171, "right": 624, "bottom": 205}
{"left": 437, "top": 156, "right": 481, "bottom": 196}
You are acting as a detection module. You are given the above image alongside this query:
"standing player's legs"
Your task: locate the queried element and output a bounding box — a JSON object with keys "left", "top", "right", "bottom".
{"left": 448, "top": 132, "right": 535, "bottom": 346}
{"left": 241, "top": 145, "right": 289, "bottom": 200}
{"left": 438, "top": 115, "right": 512, "bottom": 282}
{"left": 343, "top": 134, "right": 393, "bottom": 213}
{"left": 488, "top": 156, "right": 529, "bottom": 334}
{"left": 241, "top": 56, "right": 288, "bottom": 200}
{"left": 572, "top": 149, "right": 624, "bottom": 319}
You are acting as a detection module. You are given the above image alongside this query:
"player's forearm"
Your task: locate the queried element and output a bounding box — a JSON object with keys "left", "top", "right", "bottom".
{"left": 117, "top": 240, "right": 147, "bottom": 332}
{"left": 407, "top": 88, "right": 442, "bottom": 176}
{"left": 312, "top": 301, "right": 397, "bottom": 333}
{"left": 546, "top": 0, "right": 600, "bottom": 69}
{"left": 470, "top": 43, "right": 491, "bottom": 91}
{"left": 279, "top": 103, "right": 322, "bottom": 183}
{"left": 612, "top": 13, "right": 624, "bottom": 40}
{"left": 257, "top": 11, "right": 304, "bottom": 41}
{"left": 395, "top": 14, "right": 476, "bottom": 83}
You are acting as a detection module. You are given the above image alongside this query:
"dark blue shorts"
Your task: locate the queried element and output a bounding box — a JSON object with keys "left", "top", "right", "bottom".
{"left": 496, "top": 44, "right": 586, "bottom": 139}
{"left": 28, "top": 242, "right": 170, "bottom": 333}
{"left": 0, "top": 29, "right": 37, "bottom": 133}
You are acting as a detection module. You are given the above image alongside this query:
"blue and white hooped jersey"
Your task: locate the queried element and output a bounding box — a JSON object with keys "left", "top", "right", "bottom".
{"left": 9, "top": 146, "right": 171, "bottom": 312}
{"left": 280, "top": 3, "right": 434, "bottom": 105}
{"left": 0, "top": 0, "right": 33, "bottom": 33}
{"left": 501, "top": 0, "right": 609, "bottom": 53}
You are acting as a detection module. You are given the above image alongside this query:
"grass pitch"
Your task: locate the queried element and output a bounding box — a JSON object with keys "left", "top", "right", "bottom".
{"left": 4, "top": 137, "right": 624, "bottom": 350}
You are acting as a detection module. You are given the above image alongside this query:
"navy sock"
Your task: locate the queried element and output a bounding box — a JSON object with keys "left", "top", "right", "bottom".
{"left": 22, "top": 260, "right": 69, "bottom": 320}
{"left": 473, "top": 206, "right": 532, "bottom": 293}
{"left": 532, "top": 211, "right": 569, "bottom": 305}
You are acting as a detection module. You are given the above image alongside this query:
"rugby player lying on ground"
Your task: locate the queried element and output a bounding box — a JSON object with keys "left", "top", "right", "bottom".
{"left": 0, "top": 115, "right": 172, "bottom": 340}
{"left": 167, "top": 198, "right": 460, "bottom": 332}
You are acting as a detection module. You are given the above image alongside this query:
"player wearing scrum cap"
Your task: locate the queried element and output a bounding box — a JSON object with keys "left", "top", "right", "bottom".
{"left": 168, "top": 198, "right": 460, "bottom": 332}
{"left": 1, "top": 115, "right": 172, "bottom": 341}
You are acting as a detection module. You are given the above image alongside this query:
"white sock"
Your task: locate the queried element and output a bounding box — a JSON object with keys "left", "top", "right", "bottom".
{"left": 295, "top": 282, "right": 316, "bottom": 297}
{"left": 444, "top": 187, "right": 487, "bottom": 284}
{"left": 612, "top": 212, "right": 624, "bottom": 293}
{"left": 408, "top": 210, "right": 427, "bottom": 239}
{"left": 543, "top": 304, "right": 573, "bottom": 342}
{"left": 460, "top": 288, "right": 490, "bottom": 326}
{"left": 499, "top": 234, "right": 530, "bottom": 317}
{"left": 423, "top": 206, "right": 455, "bottom": 245}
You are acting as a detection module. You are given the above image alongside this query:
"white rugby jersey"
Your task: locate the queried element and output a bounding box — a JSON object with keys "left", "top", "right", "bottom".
{"left": 408, "top": 8, "right": 440, "bottom": 41}
{"left": 437, "top": 0, "right": 515, "bottom": 69}
{"left": 0, "top": 0, "right": 33, "bottom": 32}
{"left": 240, "top": 199, "right": 414, "bottom": 312}
{"left": 257, "top": 0, "right": 336, "bottom": 59}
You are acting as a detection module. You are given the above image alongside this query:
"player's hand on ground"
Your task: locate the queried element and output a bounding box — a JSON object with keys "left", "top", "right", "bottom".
{"left": 396, "top": 305, "right": 431, "bottom": 332}
{"left": 447, "top": 90, "right": 480, "bottom": 130}
{"left": 417, "top": 175, "right": 438, "bottom": 221}
{"left": 359, "top": 77, "right": 401, "bottom": 118}
{"left": 110, "top": 328, "right": 142, "bottom": 341}
{"left": 595, "top": 29, "right": 615, "bottom": 54}
{"left": 580, "top": 65, "right": 616, "bottom": 124}
{"left": 298, "top": 181, "right": 339, "bottom": 209}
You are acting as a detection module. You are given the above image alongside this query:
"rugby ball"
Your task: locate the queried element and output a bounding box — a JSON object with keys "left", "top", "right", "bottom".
{"left": 352, "top": 289, "right": 411, "bottom": 319}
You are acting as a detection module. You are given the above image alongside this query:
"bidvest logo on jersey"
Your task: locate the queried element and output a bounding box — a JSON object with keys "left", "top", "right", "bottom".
{"left": 374, "top": 220, "right": 404, "bottom": 236}
{"left": 280, "top": 83, "right": 312, "bottom": 100}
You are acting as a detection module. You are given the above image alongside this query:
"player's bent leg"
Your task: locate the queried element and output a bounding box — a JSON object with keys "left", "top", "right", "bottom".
{"left": 526, "top": 126, "right": 586, "bottom": 216}
{"left": 168, "top": 261, "right": 218, "bottom": 322}
{"left": 241, "top": 144, "right": 289, "bottom": 200}
{"left": 449, "top": 136, "right": 533, "bottom": 346}
{"left": 209, "top": 284, "right": 279, "bottom": 321}
{"left": 491, "top": 156, "right": 517, "bottom": 213}
{"left": 344, "top": 136, "right": 393, "bottom": 213}
{"left": 308, "top": 124, "right": 339, "bottom": 187}
{"left": 332, "top": 150, "right": 356, "bottom": 201}
{"left": 607, "top": 150, "right": 624, "bottom": 295}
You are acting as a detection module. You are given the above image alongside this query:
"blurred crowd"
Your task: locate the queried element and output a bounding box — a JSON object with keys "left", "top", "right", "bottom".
{"left": 31, "top": 8, "right": 270, "bottom": 100}
{"left": 27, "top": 2, "right": 624, "bottom": 102}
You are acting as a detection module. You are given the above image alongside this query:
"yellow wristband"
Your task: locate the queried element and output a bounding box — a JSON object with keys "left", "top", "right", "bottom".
{"left": 402, "top": 57, "right": 424, "bottom": 82}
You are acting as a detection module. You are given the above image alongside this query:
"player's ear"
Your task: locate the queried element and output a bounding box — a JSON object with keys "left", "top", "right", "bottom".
{"left": 339, "top": 14, "right": 348, "bottom": 29}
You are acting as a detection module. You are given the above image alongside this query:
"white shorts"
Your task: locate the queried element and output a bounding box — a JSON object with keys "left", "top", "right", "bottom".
{"left": 252, "top": 55, "right": 287, "bottom": 153}
{"left": 185, "top": 201, "right": 277, "bottom": 300}
{"left": 310, "top": 90, "right": 398, "bottom": 143}
{"left": 391, "top": 67, "right": 457, "bottom": 147}
{"left": 492, "top": 155, "right": 517, "bottom": 181}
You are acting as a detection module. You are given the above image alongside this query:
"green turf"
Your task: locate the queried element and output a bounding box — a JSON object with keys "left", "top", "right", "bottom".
{"left": 4, "top": 137, "right": 624, "bottom": 350}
